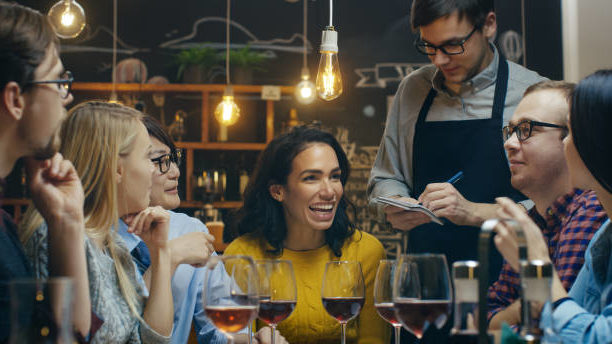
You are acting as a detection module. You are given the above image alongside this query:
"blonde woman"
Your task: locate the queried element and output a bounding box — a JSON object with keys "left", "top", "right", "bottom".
{"left": 20, "top": 101, "right": 173, "bottom": 343}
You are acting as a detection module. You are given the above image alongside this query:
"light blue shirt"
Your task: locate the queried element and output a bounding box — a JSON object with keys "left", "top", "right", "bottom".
{"left": 118, "top": 210, "right": 229, "bottom": 344}
{"left": 551, "top": 219, "right": 612, "bottom": 343}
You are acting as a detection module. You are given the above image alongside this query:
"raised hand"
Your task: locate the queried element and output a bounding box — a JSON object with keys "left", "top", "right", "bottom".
{"left": 126, "top": 206, "right": 170, "bottom": 251}
{"left": 493, "top": 197, "right": 551, "bottom": 271}
{"left": 26, "top": 153, "right": 84, "bottom": 226}
{"left": 169, "top": 231, "right": 216, "bottom": 268}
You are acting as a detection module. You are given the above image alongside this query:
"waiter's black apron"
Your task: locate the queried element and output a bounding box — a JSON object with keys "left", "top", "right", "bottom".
{"left": 398, "top": 57, "right": 521, "bottom": 344}
{"left": 410, "top": 57, "right": 522, "bottom": 281}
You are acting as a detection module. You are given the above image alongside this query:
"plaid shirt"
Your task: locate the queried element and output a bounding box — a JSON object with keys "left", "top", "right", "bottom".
{"left": 487, "top": 189, "right": 608, "bottom": 321}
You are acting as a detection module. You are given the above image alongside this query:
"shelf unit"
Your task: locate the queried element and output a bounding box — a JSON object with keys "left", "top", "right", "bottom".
{"left": 0, "top": 83, "right": 295, "bottom": 214}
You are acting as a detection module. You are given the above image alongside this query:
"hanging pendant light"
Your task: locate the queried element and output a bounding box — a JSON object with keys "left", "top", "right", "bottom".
{"left": 294, "top": 0, "right": 315, "bottom": 104}
{"left": 315, "top": 0, "right": 342, "bottom": 101}
{"left": 215, "top": 0, "right": 240, "bottom": 126}
{"left": 109, "top": 0, "right": 119, "bottom": 103}
{"left": 47, "top": 0, "right": 86, "bottom": 39}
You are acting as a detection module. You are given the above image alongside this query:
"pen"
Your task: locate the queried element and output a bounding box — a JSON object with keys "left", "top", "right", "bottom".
{"left": 446, "top": 171, "right": 464, "bottom": 185}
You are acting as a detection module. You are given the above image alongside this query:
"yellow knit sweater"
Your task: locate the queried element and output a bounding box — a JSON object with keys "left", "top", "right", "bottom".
{"left": 224, "top": 231, "right": 390, "bottom": 344}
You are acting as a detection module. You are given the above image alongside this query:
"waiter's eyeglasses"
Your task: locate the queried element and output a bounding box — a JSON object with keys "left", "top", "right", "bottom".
{"left": 414, "top": 26, "right": 480, "bottom": 56}
{"left": 502, "top": 119, "right": 567, "bottom": 142}
{"left": 151, "top": 149, "right": 183, "bottom": 174}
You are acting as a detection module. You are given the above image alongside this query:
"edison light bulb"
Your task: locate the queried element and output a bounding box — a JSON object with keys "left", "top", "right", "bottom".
{"left": 316, "top": 27, "right": 342, "bottom": 101}
{"left": 214, "top": 88, "right": 240, "bottom": 126}
{"left": 48, "top": 0, "right": 86, "bottom": 39}
{"left": 295, "top": 68, "right": 316, "bottom": 104}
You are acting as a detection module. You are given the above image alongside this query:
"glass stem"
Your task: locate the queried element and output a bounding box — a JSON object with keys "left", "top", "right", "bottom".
{"left": 394, "top": 325, "right": 401, "bottom": 344}
{"left": 341, "top": 322, "right": 347, "bottom": 344}
{"left": 248, "top": 322, "right": 252, "bottom": 344}
{"left": 271, "top": 325, "right": 276, "bottom": 344}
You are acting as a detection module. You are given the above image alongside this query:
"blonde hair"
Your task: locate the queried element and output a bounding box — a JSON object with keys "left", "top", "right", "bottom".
{"left": 20, "top": 100, "right": 144, "bottom": 318}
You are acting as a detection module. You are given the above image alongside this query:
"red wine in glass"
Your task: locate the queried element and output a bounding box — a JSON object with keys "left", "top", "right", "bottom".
{"left": 394, "top": 299, "right": 451, "bottom": 338}
{"left": 374, "top": 302, "right": 400, "bottom": 326}
{"left": 205, "top": 305, "right": 258, "bottom": 333}
{"left": 258, "top": 300, "right": 297, "bottom": 325}
{"left": 322, "top": 296, "right": 365, "bottom": 322}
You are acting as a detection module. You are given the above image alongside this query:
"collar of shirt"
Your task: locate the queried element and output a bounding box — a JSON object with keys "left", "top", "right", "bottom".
{"left": 116, "top": 218, "right": 141, "bottom": 251}
{"left": 530, "top": 189, "right": 585, "bottom": 240}
{"left": 431, "top": 43, "right": 499, "bottom": 96}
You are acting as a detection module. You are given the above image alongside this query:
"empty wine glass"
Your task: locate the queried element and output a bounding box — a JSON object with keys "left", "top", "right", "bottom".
{"left": 321, "top": 260, "right": 365, "bottom": 344}
{"left": 203, "top": 255, "right": 259, "bottom": 344}
{"left": 9, "top": 278, "right": 74, "bottom": 344}
{"left": 256, "top": 260, "right": 297, "bottom": 344}
{"left": 374, "top": 259, "right": 403, "bottom": 344}
{"left": 393, "top": 254, "right": 452, "bottom": 341}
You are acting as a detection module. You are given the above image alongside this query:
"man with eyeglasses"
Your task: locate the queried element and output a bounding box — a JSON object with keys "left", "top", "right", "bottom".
{"left": 0, "top": 2, "right": 94, "bottom": 342}
{"left": 368, "top": 0, "right": 546, "bottom": 294}
{"left": 487, "top": 81, "right": 607, "bottom": 330}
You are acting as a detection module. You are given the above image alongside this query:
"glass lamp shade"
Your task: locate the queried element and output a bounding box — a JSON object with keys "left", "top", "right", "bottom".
{"left": 48, "top": 0, "right": 86, "bottom": 39}
{"left": 214, "top": 95, "right": 240, "bottom": 126}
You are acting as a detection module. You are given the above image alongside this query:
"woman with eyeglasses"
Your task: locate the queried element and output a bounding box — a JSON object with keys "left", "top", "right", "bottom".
{"left": 118, "top": 115, "right": 286, "bottom": 344}
{"left": 493, "top": 70, "right": 612, "bottom": 343}
{"left": 20, "top": 101, "right": 173, "bottom": 343}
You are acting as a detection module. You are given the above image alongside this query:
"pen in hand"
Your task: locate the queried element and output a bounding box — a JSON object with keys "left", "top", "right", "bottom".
{"left": 446, "top": 171, "right": 464, "bottom": 185}
{"left": 416, "top": 171, "right": 464, "bottom": 206}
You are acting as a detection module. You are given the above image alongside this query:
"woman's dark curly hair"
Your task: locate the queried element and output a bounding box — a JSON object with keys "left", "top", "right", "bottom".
{"left": 230, "top": 125, "right": 356, "bottom": 257}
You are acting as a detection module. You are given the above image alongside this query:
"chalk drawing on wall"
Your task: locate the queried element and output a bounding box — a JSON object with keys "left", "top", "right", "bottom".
{"left": 60, "top": 26, "right": 148, "bottom": 55}
{"left": 355, "top": 62, "right": 428, "bottom": 88}
{"left": 159, "top": 17, "right": 313, "bottom": 57}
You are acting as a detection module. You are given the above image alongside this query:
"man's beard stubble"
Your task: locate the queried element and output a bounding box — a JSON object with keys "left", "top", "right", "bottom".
{"left": 32, "top": 128, "right": 61, "bottom": 160}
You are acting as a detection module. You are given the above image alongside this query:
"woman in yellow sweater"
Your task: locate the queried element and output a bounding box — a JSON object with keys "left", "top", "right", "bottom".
{"left": 224, "top": 126, "right": 389, "bottom": 344}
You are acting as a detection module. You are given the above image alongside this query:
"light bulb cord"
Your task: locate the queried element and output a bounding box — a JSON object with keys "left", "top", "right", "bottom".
{"left": 226, "top": 0, "right": 231, "bottom": 86}
{"left": 111, "top": 0, "right": 117, "bottom": 96}
{"left": 302, "top": 0, "right": 308, "bottom": 70}
{"left": 329, "top": 0, "right": 333, "bottom": 27}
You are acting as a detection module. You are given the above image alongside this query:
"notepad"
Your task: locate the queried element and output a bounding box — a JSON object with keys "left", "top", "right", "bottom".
{"left": 375, "top": 196, "right": 444, "bottom": 225}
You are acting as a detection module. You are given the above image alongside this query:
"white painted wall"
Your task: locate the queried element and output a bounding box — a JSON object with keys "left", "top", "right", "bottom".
{"left": 562, "top": 0, "right": 612, "bottom": 82}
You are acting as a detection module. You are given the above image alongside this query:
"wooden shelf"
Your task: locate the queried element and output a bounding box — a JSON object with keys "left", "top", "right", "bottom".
{"left": 73, "top": 82, "right": 295, "bottom": 94}
{"left": 1, "top": 198, "right": 30, "bottom": 206}
{"left": 180, "top": 200, "right": 243, "bottom": 209}
{"left": 175, "top": 142, "right": 266, "bottom": 150}
{"left": 69, "top": 82, "right": 290, "bottom": 206}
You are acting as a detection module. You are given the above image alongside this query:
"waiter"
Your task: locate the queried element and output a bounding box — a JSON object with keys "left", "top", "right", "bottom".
{"left": 368, "top": 0, "right": 546, "bottom": 286}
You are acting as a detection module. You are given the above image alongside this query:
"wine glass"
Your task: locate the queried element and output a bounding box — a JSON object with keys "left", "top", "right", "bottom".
{"left": 203, "top": 255, "right": 259, "bottom": 344}
{"left": 374, "top": 260, "right": 403, "bottom": 344}
{"left": 393, "top": 254, "right": 452, "bottom": 341}
{"left": 321, "top": 260, "right": 365, "bottom": 344}
{"left": 256, "top": 260, "right": 297, "bottom": 344}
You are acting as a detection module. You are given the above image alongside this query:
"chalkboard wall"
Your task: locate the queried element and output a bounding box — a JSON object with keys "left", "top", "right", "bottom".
{"left": 11, "top": 0, "right": 563, "bottom": 251}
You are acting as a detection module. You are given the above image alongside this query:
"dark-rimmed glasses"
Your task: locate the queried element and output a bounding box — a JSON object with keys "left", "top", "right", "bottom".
{"left": 502, "top": 119, "right": 567, "bottom": 142}
{"left": 25, "top": 70, "right": 73, "bottom": 99}
{"left": 151, "top": 149, "right": 183, "bottom": 174}
{"left": 415, "top": 26, "right": 479, "bottom": 56}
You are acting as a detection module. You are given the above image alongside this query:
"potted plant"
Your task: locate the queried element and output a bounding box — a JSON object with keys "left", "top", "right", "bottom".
{"left": 174, "top": 45, "right": 222, "bottom": 84}
{"left": 223, "top": 46, "right": 267, "bottom": 84}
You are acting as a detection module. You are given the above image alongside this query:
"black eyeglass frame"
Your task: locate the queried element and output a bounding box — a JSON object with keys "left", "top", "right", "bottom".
{"left": 25, "top": 70, "right": 74, "bottom": 99}
{"left": 502, "top": 119, "right": 568, "bottom": 142}
{"left": 151, "top": 149, "right": 183, "bottom": 174}
{"left": 414, "top": 26, "right": 480, "bottom": 56}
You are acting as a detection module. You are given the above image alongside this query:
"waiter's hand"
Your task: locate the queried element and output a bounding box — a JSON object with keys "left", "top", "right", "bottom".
{"left": 418, "top": 183, "right": 481, "bottom": 227}
{"left": 383, "top": 196, "right": 431, "bottom": 231}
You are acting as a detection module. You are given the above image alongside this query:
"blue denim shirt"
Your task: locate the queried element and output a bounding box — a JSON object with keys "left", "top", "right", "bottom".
{"left": 552, "top": 219, "right": 612, "bottom": 343}
{"left": 118, "top": 210, "right": 230, "bottom": 344}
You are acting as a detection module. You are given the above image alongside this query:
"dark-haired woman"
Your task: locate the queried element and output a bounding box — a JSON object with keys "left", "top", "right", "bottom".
{"left": 493, "top": 70, "right": 612, "bottom": 343}
{"left": 224, "top": 126, "right": 389, "bottom": 344}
